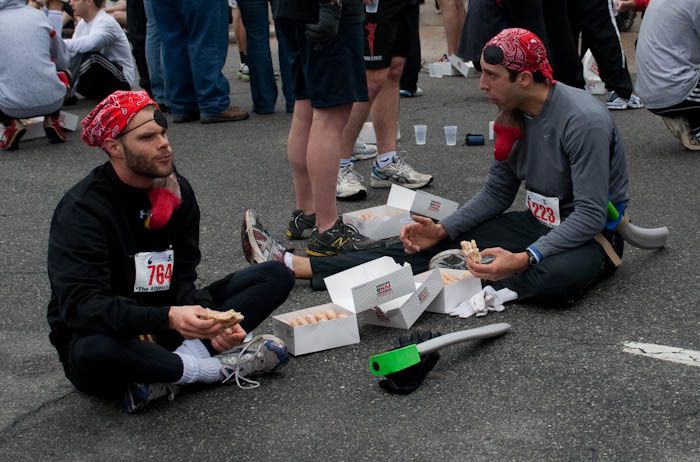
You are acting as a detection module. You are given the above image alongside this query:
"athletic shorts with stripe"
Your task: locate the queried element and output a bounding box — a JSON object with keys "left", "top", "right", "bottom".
{"left": 363, "top": 0, "right": 419, "bottom": 69}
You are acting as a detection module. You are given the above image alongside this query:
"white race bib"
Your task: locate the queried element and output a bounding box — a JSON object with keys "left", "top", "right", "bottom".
{"left": 133, "top": 250, "right": 174, "bottom": 292}
{"left": 526, "top": 190, "right": 561, "bottom": 228}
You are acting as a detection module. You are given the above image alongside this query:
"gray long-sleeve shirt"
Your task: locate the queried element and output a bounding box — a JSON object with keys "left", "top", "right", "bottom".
{"left": 441, "top": 83, "right": 629, "bottom": 260}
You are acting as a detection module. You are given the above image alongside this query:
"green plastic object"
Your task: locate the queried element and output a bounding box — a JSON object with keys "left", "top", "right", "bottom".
{"left": 369, "top": 344, "right": 421, "bottom": 377}
{"left": 607, "top": 201, "right": 620, "bottom": 221}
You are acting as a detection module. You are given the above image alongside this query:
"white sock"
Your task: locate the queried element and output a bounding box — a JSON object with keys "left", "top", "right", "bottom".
{"left": 283, "top": 251, "right": 294, "bottom": 272}
{"left": 339, "top": 158, "right": 352, "bottom": 168}
{"left": 174, "top": 352, "right": 224, "bottom": 384}
{"left": 174, "top": 339, "right": 211, "bottom": 359}
{"left": 375, "top": 151, "right": 396, "bottom": 168}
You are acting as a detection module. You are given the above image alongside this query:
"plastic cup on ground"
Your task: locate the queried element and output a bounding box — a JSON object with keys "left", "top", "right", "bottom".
{"left": 444, "top": 126, "right": 457, "bottom": 146}
{"left": 365, "top": 0, "right": 378, "bottom": 13}
{"left": 414, "top": 125, "right": 427, "bottom": 145}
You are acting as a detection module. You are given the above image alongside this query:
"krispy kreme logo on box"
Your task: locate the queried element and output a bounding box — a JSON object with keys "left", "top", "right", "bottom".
{"left": 429, "top": 200, "right": 441, "bottom": 212}
{"left": 418, "top": 287, "right": 430, "bottom": 303}
{"left": 376, "top": 281, "right": 393, "bottom": 297}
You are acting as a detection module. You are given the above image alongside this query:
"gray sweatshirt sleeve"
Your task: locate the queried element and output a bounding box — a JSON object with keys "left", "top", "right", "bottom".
{"left": 440, "top": 159, "right": 521, "bottom": 239}
{"left": 530, "top": 115, "right": 611, "bottom": 258}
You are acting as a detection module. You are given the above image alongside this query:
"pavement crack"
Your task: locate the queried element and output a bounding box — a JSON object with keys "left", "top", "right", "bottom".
{"left": 0, "top": 390, "right": 75, "bottom": 440}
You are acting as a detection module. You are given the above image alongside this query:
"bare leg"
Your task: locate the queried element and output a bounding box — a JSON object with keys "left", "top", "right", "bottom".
{"left": 307, "top": 104, "right": 353, "bottom": 232}
{"left": 232, "top": 7, "right": 247, "bottom": 54}
{"left": 339, "top": 101, "right": 372, "bottom": 160}
{"left": 438, "top": 0, "right": 466, "bottom": 56}
{"left": 370, "top": 58, "right": 404, "bottom": 154}
{"left": 288, "top": 99, "right": 314, "bottom": 214}
{"left": 291, "top": 255, "right": 312, "bottom": 279}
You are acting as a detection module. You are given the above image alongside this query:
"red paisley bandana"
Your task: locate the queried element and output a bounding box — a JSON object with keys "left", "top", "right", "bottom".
{"left": 81, "top": 90, "right": 157, "bottom": 149}
{"left": 484, "top": 28, "right": 554, "bottom": 83}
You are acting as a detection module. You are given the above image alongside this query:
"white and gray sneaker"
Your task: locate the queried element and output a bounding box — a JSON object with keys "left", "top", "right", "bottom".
{"left": 218, "top": 334, "right": 290, "bottom": 389}
{"left": 370, "top": 154, "right": 433, "bottom": 189}
{"left": 337, "top": 163, "right": 367, "bottom": 200}
{"left": 351, "top": 141, "right": 378, "bottom": 161}
{"left": 662, "top": 116, "right": 700, "bottom": 151}
{"left": 606, "top": 91, "right": 644, "bottom": 110}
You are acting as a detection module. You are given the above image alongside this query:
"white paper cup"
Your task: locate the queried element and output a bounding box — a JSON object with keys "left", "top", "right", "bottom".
{"left": 488, "top": 120, "right": 495, "bottom": 140}
{"left": 365, "top": 0, "right": 378, "bottom": 13}
{"left": 414, "top": 125, "right": 427, "bottom": 145}
{"left": 444, "top": 125, "right": 457, "bottom": 146}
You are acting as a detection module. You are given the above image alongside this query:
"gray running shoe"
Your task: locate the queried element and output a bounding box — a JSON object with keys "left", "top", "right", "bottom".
{"left": 663, "top": 116, "right": 700, "bottom": 151}
{"left": 287, "top": 209, "right": 315, "bottom": 240}
{"left": 337, "top": 162, "right": 367, "bottom": 200}
{"left": 122, "top": 382, "right": 179, "bottom": 413}
{"left": 242, "top": 209, "right": 287, "bottom": 264}
{"left": 218, "top": 334, "right": 289, "bottom": 389}
{"left": 351, "top": 141, "right": 378, "bottom": 161}
{"left": 370, "top": 155, "right": 433, "bottom": 189}
{"left": 307, "top": 219, "right": 382, "bottom": 257}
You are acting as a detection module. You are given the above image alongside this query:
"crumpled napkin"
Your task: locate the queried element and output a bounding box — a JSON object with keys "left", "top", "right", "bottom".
{"left": 447, "top": 286, "right": 518, "bottom": 318}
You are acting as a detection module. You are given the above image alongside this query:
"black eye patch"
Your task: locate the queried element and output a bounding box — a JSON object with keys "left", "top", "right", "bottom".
{"left": 483, "top": 45, "right": 504, "bottom": 65}
{"left": 118, "top": 109, "right": 168, "bottom": 138}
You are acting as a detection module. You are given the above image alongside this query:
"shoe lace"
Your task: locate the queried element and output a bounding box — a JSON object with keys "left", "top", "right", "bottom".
{"left": 221, "top": 336, "right": 267, "bottom": 390}
{"left": 392, "top": 155, "right": 417, "bottom": 176}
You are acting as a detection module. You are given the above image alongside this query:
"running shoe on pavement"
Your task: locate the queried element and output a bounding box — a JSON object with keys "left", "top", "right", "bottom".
{"left": 606, "top": 91, "right": 644, "bottom": 110}
{"left": 238, "top": 63, "right": 250, "bottom": 82}
{"left": 0, "top": 119, "right": 26, "bottom": 151}
{"left": 662, "top": 116, "right": 700, "bottom": 151}
{"left": 43, "top": 115, "right": 67, "bottom": 144}
{"left": 370, "top": 154, "right": 433, "bottom": 189}
{"left": 242, "top": 209, "right": 288, "bottom": 264}
{"left": 122, "top": 382, "right": 179, "bottom": 413}
{"left": 337, "top": 163, "right": 367, "bottom": 200}
{"left": 307, "top": 219, "right": 382, "bottom": 257}
{"left": 351, "top": 141, "right": 377, "bottom": 161}
{"left": 218, "top": 334, "right": 289, "bottom": 389}
{"left": 399, "top": 87, "right": 424, "bottom": 98}
{"left": 287, "top": 209, "right": 316, "bottom": 239}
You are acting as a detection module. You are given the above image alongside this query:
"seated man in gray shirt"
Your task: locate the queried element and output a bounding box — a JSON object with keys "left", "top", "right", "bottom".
{"left": 241, "top": 28, "right": 629, "bottom": 305}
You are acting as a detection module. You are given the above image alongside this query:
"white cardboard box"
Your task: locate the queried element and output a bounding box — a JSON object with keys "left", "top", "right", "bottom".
{"left": 358, "top": 121, "right": 401, "bottom": 144}
{"left": 387, "top": 184, "right": 459, "bottom": 221}
{"left": 272, "top": 304, "right": 359, "bottom": 356}
{"left": 358, "top": 268, "right": 443, "bottom": 329}
{"left": 273, "top": 257, "right": 417, "bottom": 355}
{"left": 429, "top": 61, "right": 460, "bottom": 77}
{"left": 342, "top": 204, "right": 414, "bottom": 240}
{"left": 0, "top": 111, "right": 80, "bottom": 142}
{"left": 448, "top": 55, "right": 476, "bottom": 78}
{"left": 416, "top": 268, "right": 482, "bottom": 314}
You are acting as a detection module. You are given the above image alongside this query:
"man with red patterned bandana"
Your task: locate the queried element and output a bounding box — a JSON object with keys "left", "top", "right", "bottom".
{"left": 243, "top": 28, "right": 631, "bottom": 305}
{"left": 47, "top": 91, "right": 294, "bottom": 413}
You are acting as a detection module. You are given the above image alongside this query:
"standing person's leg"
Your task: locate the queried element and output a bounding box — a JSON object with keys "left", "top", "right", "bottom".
{"left": 273, "top": 16, "right": 296, "bottom": 113}
{"left": 438, "top": 0, "right": 466, "bottom": 57}
{"left": 370, "top": 62, "right": 402, "bottom": 156}
{"left": 231, "top": 3, "right": 249, "bottom": 81}
{"left": 238, "top": 0, "right": 279, "bottom": 114}
{"left": 150, "top": 0, "right": 199, "bottom": 120}
{"left": 143, "top": 0, "right": 167, "bottom": 108}
{"left": 541, "top": 0, "right": 583, "bottom": 88}
{"left": 399, "top": 17, "right": 422, "bottom": 97}
{"left": 288, "top": 100, "right": 314, "bottom": 215}
{"left": 182, "top": 0, "right": 235, "bottom": 118}
{"left": 126, "top": 0, "right": 151, "bottom": 96}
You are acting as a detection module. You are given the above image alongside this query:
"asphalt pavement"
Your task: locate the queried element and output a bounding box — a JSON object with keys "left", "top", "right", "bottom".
{"left": 0, "top": 9, "right": 698, "bottom": 462}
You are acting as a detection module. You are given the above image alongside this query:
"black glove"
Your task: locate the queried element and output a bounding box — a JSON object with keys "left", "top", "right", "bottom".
{"left": 378, "top": 331, "right": 441, "bottom": 395}
{"left": 305, "top": 2, "right": 341, "bottom": 51}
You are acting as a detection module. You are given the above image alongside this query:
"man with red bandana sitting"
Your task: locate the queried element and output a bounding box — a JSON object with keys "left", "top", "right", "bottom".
{"left": 47, "top": 91, "right": 294, "bottom": 413}
{"left": 243, "top": 28, "right": 629, "bottom": 305}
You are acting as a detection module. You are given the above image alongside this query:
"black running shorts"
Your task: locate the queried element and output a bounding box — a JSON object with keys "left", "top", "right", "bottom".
{"left": 363, "top": 0, "right": 419, "bottom": 69}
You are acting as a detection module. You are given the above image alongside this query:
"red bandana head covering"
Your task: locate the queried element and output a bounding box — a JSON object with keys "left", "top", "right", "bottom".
{"left": 81, "top": 90, "right": 157, "bottom": 149}
{"left": 483, "top": 28, "right": 554, "bottom": 83}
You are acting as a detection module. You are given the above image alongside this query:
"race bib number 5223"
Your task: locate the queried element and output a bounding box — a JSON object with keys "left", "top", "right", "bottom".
{"left": 526, "top": 190, "right": 561, "bottom": 228}
{"left": 133, "top": 250, "right": 174, "bottom": 292}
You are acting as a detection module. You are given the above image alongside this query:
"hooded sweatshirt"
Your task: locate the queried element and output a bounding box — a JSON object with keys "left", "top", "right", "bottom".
{"left": 0, "top": 0, "right": 69, "bottom": 118}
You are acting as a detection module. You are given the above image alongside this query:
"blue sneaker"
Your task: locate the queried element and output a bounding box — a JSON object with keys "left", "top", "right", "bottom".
{"left": 218, "top": 334, "right": 289, "bottom": 389}
{"left": 122, "top": 382, "right": 179, "bottom": 413}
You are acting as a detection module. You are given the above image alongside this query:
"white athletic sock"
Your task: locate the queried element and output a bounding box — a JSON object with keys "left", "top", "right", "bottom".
{"left": 339, "top": 158, "right": 352, "bottom": 168}
{"left": 375, "top": 151, "right": 396, "bottom": 168}
{"left": 174, "top": 339, "right": 211, "bottom": 359}
{"left": 283, "top": 251, "right": 294, "bottom": 272}
{"left": 174, "top": 352, "right": 224, "bottom": 384}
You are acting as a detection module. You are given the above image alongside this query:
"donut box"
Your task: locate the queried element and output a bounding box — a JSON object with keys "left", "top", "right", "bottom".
{"left": 385, "top": 184, "right": 459, "bottom": 221}
{"left": 342, "top": 205, "right": 413, "bottom": 240}
{"left": 357, "top": 268, "right": 442, "bottom": 329}
{"left": 415, "top": 268, "right": 482, "bottom": 314}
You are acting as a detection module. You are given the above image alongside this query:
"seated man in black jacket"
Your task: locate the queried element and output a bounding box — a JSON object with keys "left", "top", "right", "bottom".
{"left": 47, "top": 90, "right": 294, "bottom": 413}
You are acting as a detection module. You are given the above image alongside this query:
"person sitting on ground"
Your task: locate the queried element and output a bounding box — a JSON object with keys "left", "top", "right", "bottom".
{"left": 633, "top": 0, "right": 700, "bottom": 151}
{"left": 242, "top": 28, "right": 630, "bottom": 305}
{"left": 47, "top": 91, "right": 294, "bottom": 413}
{"left": 0, "top": 0, "right": 71, "bottom": 150}
{"left": 63, "top": 0, "right": 135, "bottom": 100}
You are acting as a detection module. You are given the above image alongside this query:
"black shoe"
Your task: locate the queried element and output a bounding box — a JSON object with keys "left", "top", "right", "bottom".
{"left": 306, "top": 220, "right": 381, "bottom": 257}
{"left": 287, "top": 209, "right": 315, "bottom": 240}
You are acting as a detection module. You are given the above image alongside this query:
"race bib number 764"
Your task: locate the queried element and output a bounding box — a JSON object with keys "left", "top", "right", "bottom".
{"left": 133, "top": 250, "right": 174, "bottom": 292}
{"left": 526, "top": 190, "right": 561, "bottom": 228}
